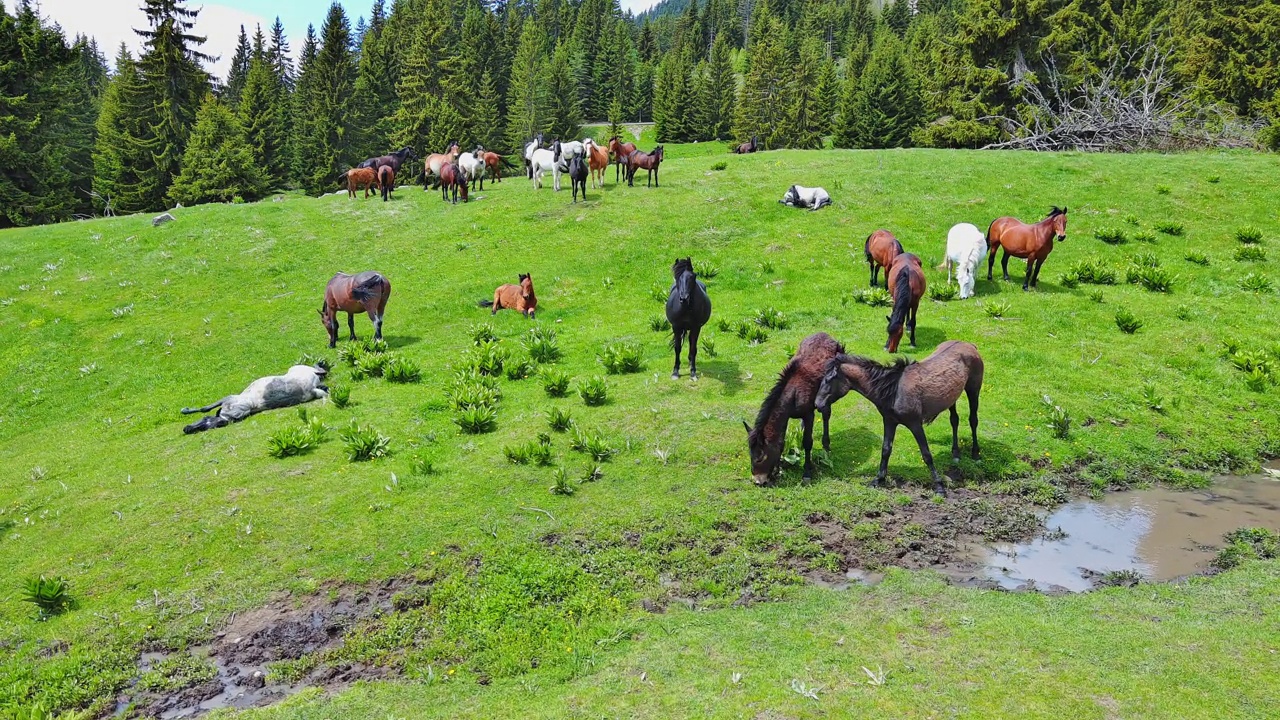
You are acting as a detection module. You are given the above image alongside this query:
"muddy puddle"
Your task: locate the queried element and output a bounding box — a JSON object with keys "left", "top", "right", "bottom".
{"left": 809, "top": 469, "right": 1280, "bottom": 594}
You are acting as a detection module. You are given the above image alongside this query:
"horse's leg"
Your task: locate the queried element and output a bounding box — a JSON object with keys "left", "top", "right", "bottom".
{"left": 687, "top": 326, "right": 701, "bottom": 380}
{"left": 1000, "top": 250, "right": 1011, "bottom": 281}
{"left": 654, "top": 167, "right": 659, "bottom": 187}
{"left": 801, "top": 411, "right": 815, "bottom": 483}
{"left": 491, "top": 292, "right": 500, "bottom": 316}
{"left": 347, "top": 312, "right": 357, "bottom": 342}
{"left": 906, "top": 421, "right": 945, "bottom": 495}
{"left": 369, "top": 306, "right": 382, "bottom": 341}
{"left": 671, "top": 328, "right": 683, "bottom": 379}
{"left": 908, "top": 300, "right": 919, "bottom": 348}
{"left": 1023, "top": 258, "right": 1034, "bottom": 290}
{"left": 869, "top": 262, "right": 877, "bottom": 288}
{"left": 987, "top": 244, "right": 998, "bottom": 281}
{"left": 967, "top": 384, "right": 981, "bottom": 459}
{"left": 875, "top": 418, "right": 897, "bottom": 487}
{"left": 1031, "top": 257, "right": 1046, "bottom": 288}
{"left": 949, "top": 405, "right": 961, "bottom": 462}
{"left": 821, "top": 404, "right": 831, "bottom": 452}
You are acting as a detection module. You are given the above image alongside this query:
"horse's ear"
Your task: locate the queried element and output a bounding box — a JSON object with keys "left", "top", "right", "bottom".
{"left": 742, "top": 420, "right": 752, "bottom": 436}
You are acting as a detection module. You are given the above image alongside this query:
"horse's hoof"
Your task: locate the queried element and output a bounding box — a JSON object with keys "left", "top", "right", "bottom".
{"left": 690, "top": 373, "right": 698, "bottom": 381}
{"left": 671, "top": 373, "right": 679, "bottom": 380}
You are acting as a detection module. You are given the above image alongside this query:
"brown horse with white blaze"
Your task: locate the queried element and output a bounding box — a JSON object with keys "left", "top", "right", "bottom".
{"left": 745, "top": 332, "right": 845, "bottom": 485}
{"left": 815, "top": 341, "right": 984, "bottom": 495}
{"left": 864, "top": 229, "right": 903, "bottom": 287}
{"left": 320, "top": 272, "right": 391, "bottom": 348}
{"left": 886, "top": 253, "right": 925, "bottom": 353}
{"left": 986, "top": 206, "right": 1068, "bottom": 290}
{"left": 583, "top": 138, "right": 610, "bottom": 188}
{"left": 482, "top": 273, "right": 537, "bottom": 319}
{"left": 608, "top": 136, "right": 637, "bottom": 183}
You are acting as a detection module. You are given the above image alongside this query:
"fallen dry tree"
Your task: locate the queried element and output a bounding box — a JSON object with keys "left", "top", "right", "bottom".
{"left": 983, "top": 45, "right": 1261, "bottom": 152}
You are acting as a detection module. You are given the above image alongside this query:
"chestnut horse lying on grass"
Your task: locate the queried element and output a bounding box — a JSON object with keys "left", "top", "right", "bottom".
{"left": 815, "top": 341, "right": 984, "bottom": 495}
{"left": 181, "top": 364, "right": 328, "bottom": 434}
{"left": 480, "top": 273, "right": 537, "bottom": 319}
{"left": 321, "top": 271, "right": 391, "bottom": 348}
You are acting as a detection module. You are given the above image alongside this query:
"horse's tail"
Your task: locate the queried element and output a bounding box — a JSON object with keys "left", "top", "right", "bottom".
{"left": 500, "top": 156, "right": 517, "bottom": 169}
{"left": 181, "top": 398, "right": 224, "bottom": 414}
{"left": 351, "top": 273, "right": 385, "bottom": 302}
{"left": 985, "top": 219, "right": 999, "bottom": 248}
{"left": 889, "top": 266, "right": 913, "bottom": 330}
{"left": 338, "top": 170, "right": 350, "bottom": 183}
{"left": 863, "top": 234, "right": 874, "bottom": 265}
{"left": 477, "top": 297, "right": 494, "bottom": 308}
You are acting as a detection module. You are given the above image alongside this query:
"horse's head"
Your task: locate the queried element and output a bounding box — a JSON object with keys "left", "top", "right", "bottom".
{"left": 654, "top": 146, "right": 664, "bottom": 162}
{"left": 399, "top": 147, "right": 417, "bottom": 160}
{"left": 886, "top": 313, "right": 905, "bottom": 353}
{"left": 814, "top": 357, "right": 850, "bottom": 413}
{"left": 519, "top": 273, "right": 535, "bottom": 318}
{"left": 1050, "top": 206, "right": 1068, "bottom": 241}
{"left": 672, "top": 257, "right": 696, "bottom": 303}
{"left": 780, "top": 185, "right": 797, "bottom": 206}
{"left": 318, "top": 303, "right": 338, "bottom": 346}
{"left": 552, "top": 139, "right": 563, "bottom": 162}
{"left": 743, "top": 421, "right": 781, "bottom": 486}
{"left": 474, "top": 144, "right": 484, "bottom": 155}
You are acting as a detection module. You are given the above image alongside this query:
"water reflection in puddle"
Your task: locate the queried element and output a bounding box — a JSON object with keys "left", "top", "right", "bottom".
{"left": 973, "top": 474, "right": 1280, "bottom": 592}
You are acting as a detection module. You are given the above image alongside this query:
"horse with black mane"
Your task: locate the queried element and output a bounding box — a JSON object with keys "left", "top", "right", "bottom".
{"left": 885, "top": 253, "right": 926, "bottom": 353}
{"left": 320, "top": 271, "right": 391, "bottom": 348}
{"left": 439, "top": 160, "right": 468, "bottom": 204}
{"left": 986, "top": 206, "right": 1069, "bottom": 290}
{"left": 378, "top": 165, "right": 395, "bottom": 202}
{"left": 357, "top": 147, "right": 417, "bottom": 173}
{"left": 626, "top": 145, "right": 664, "bottom": 187}
{"left": 665, "top": 258, "right": 712, "bottom": 380}
{"left": 815, "top": 341, "right": 984, "bottom": 495}
{"left": 567, "top": 154, "right": 588, "bottom": 202}
{"left": 608, "top": 135, "right": 637, "bottom": 183}
{"left": 733, "top": 135, "right": 759, "bottom": 154}
{"left": 864, "top": 229, "right": 903, "bottom": 288}
{"left": 745, "top": 332, "right": 844, "bottom": 485}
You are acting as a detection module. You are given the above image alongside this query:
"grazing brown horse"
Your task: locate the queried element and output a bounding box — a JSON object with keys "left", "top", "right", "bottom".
{"left": 481, "top": 273, "right": 537, "bottom": 319}
{"left": 422, "top": 142, "right": 461, "bottom": 186}
{"left": 745, "top": 332, "right": 845, "bottom": 485}
{"left": 439, "top": 161, "right": 468, "bottom": 204}
{"left": 378, "top": 165, "right": 395, "bottom": 202}
{"left": 733, "top": 135, "right": 759, "bottom": 154}
{"left": 608, "top": 136, "right": 637, "bottom": 183}
{"left": 986, "top": 207, "right": 1069, "bottom": 290}
{"left": 320, "top": 271, "right": 391, "bottom": 348}
{"left": 483, "top": 151, "right": 514, "bottom": 183}
{"left": 864, "top": 229, "right": 904, "bottom": 287}
{"left": 885, "top": 253, "right": 926, "bottom": 353}
{"left": 583, "top": 138, "right": 610, "bottom": 189}
{"left": 626, "top": 146, "right": 664, "bottom": 187}
{"left": 341, "top": 167, "right": 379, "bottom": 198}
{"left": 815, "top": 341, "right": 984, "bottom": 495}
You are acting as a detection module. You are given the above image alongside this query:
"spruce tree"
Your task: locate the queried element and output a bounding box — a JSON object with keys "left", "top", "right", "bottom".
{"left": 782, "top": 36, "right": 825, "bottom": 148}
{"left": 299, "top": 4, "right": 359, "bottom": 195}
{"left": 290, "top": 25, "right": 320, "bottom": 186}
{"left": 653, "top": 47, "right": 693, "bottom": 142}
{"left": 835, "top": 26, "right": 920, "bottom": 148}
{"left": 391, "top": 0, "right": 452, "bottom": 150}
{"left": 354, "top": 0, "right": 398, "bottom": 153}
{"left": 269, "top": 17, "right": 293, "bottom": 88}
{"left": 169, "top": 93, "right": 267, "bottom": 204}
{"left": 883, "top": 0, "right": 912, "bottom": 37}
{"left": 547, "top": 41, "right": 582, "bottom": 140}
{"left": 93, "top": 45, "right": 146, "bottom": 214}
{"left": 696, "top": 31, "right": 736, "bottom": 140}
{"left": 733, "top": 3, "right": 791, "bottom": 148}
{"left": 223, "top": 25, "right": 251, "bottom": 105}
{"left": 473, "top": 70, "right": 505, "bottom": 152}
{"left": 505, "top": 17, "right": 551, "bottom": 149}
{"left": 239, "top": 53, "right": 288, "bottom": 186}
{"left": 813, "top": 54, "right": 839, "bottom": 139}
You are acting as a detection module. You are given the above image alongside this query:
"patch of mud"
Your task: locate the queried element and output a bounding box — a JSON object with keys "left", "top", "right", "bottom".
{"left": 121, "top": 578, "right": 422, "bottom": 718}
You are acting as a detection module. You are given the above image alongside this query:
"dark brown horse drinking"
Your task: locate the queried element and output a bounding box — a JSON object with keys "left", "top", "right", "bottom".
{"left": 745, "top": 332, "right": 845, "bottom": 485}
{"left": 864, "top": 229, "right": 903, "bottom": 287}
{"left": 626, "top": 145, "right": 664, "bottom": 187}
{"left": 665, "top": 258, "right": 712, "bottom": 380}
{"left": 320, "top": 272, "right": 392, "bottom": 348}
{"left": 608, "top": 136, "right": 637, "bottom": 183}
{"left": 482, "top": 273, "right": 537, "bottom": 319}
{"left": 986, "top": 207, "right": 1069, "bottom": 290}
{"left": 885, "top": 253, "right": 926, "bottom": 353}
{"left": 815, "top": 341, "right": 984, "bottom": 495}
{"left": 733, "top": 135, "right": 759, "bottom": 154}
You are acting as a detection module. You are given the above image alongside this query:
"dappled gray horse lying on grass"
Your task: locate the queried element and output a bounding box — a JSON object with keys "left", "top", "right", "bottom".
{"left": 181, "top": 364, "right": 329, "bottom": 434}
{"left": 779, "top": 185, "right": 831, "bottom": 211}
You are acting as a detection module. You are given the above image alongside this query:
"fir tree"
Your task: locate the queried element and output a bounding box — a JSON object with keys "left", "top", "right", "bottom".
{"left": 354, "top": 0, "right": 398, "bottom": 153}
{"left": 834, "top": 26, "right": 920, "bottom": 148}
{"left": 733, "top": 3, "right": 791, "bottom": 148}
{"left": 505, "top": 17, "right": 551, "bottom": 149}
{"left": 169, "top": 93, "right": 267, "bottom": 204}
{"left": 782, "top": 37, "right": 826, "bottom": 148}
{"left": 883, "top": 0, "right": 912, "bottom": 37}
{"left": 813, "top": 54, "right": 839, "bottom": 139}
{"left": 93, "top": 45, "right": 145, "bottom": 214}
{"left": 239, "top": 52, "right": 288, "bottom": 186}
{"left": 473, "top": 70, "right": 505, "bottom": 152}
{"left": 391, "top": 0, "right": 452, "bottom": 150}
{"left": 653, "top": 46, "right": 693, "bottom": 141}
{"left": 269, "top": 16, "right": 293, "bottom": 88}
{"left": 223, "top": 24, "right": 251, "bottom": 105}
{"left": 290, "top": 25, "right": 320, "bottom": 185}
{"left": 547, "top": 41, "right": 582, "bottom": 141}
{"left": 298, "top": 4, "right": 359, "bottom": 195}
{"left": 696, "top": 31, "right": 735, "bottom": 140}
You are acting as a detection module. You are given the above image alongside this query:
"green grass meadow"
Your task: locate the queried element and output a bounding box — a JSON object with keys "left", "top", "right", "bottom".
{"left": 2, "top": 146, "right": 1279, "bottom": 717}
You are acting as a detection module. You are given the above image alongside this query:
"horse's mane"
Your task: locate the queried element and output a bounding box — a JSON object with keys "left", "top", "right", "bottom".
{"left": 672, "top": 257, "right": 694, "bottom": 278}
{"left": 1048, "top": 206, "right": 1066, "bottom": 218}
{"left": 827, "top": 353, "right": 913, "bottom": 406}
{"left": 888, "top": 264, "right": 913, "bottom": 333}
{"left": 751, "top": 360, "right": 801, "bottom": 444}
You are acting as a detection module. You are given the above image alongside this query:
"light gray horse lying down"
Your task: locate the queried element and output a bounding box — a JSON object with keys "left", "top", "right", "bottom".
{"left": 779, "top": 185, "right": 832, "bottom": 211}
{"left": 181, "top": 364, "right": 329, "bottom": 434}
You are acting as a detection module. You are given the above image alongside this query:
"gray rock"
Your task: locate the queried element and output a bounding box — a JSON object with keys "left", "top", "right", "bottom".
{"left": 152, "top": 212, "right": 176, "bottom": 227}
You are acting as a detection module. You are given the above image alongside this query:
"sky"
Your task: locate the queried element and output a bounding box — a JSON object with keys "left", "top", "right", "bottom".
{"left": 37, "top": 0, "right": 660, "bottom": 81}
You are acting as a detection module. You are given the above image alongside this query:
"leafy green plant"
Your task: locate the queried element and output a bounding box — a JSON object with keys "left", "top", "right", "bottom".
{"left": 1154, "top": 221, "right": 1184, "bottom": 236}
{"left": 1235, "top": 226, "right": 1263, "bottom": 244}
{"left": 1229, "top": 349, "right": 1274, "bottom": 377}
{"left": 758, "top": 261, "right": 774, "bottom": 274}
{"left": 1184, "top": 251, "right": 1209, "bottom": 265}
{"left": 1042, "top": 395, "right": 1070, "bottom": 439}
{"left": 1244, "top": 368, "right": 1272, "bottom": 392}
{"left": 454, "top": 405, "right": 498, "bottom": 434}
{"left": 267, "top": 424, "right": 318, "bottom": 458}
{"left": 929, "top": 283, "right": 958, "bottom": 301}
{"left": 1141, "top": 382, "right": 1165, "bottom": 413}
{"left": 1066, "top": 257, "right": 1117, "bottom": 285}
{"left": 1206, "top": 174, "right": 1221, "bottom": 184}
{"left": 1174, "top": 304, "right": 1192, "bottom": 320}
{"left": 328, "top": 384, "right": 351, "bottom": 408}
{"left": 352, "top": 351, "right": 388, "bottom": 380}
{"left": 338, "top": 341, "right": 364, "bottom": 366}
{"left": 1239, "top": 272, "right": 1274, "bottom": 293}
{"left": 649, "top": 315, "right": 672, "bottom": 332}
{"left": 1131, "top": 252, "right": 1160, "bottom": 268}
{"left": 740, "top": 324, "right": 768, "bottom": 344}
{"left": 650, "top": 282, "right": 668, "bottom": 303}
{"left": 578, "top": 375, "right": 609, "bottom": 406}
{"left": 716, "top": 317, "right": 733, "bottom": 332}
{"left": 341, "top": 422, "right": 391, "bottom": 460}
{"left": 550, "top": 468, "right": 575, "bottom": 496}
{"left": 1133, "top": 229, "right": 1157, "bottom": 243}
{"left": 360, "top": 337, "right": 388, "bottom": 355}
{"left": 542, "top": 368, "right": 571, "bottom": 398}
{"left": 710, "top": 161, "right": 727, "bottom": 172}
{"left": 447, "top": 380, "right": 500, "bottom": 412}
{"left": 467, "top": 340, "right": 508, "bottom": 376}
{"left": 524, "top": 326, "right": 561, "bottom": 363}
{"left": 468, "top": 322, "right": 498, "bottom": 345}
{"left": 984, "top": 300, "right": 1011, "bottom": 319}
{"left": 1115, "top": 309, "right": 1144, "bottom": 334}
{"left": 1212, "top": 527, "right": 1279, "bottom": 569}
{"left": 570, "top": 425, "right": 616, "bottom": 461}
{"left": 1235, "top": 245, "right": 1267, "bottom": 262}
{"left": 599, "top": 341, "right": 644, "bottom": 374}
{"left": 1058, "top": 272, "right": 1080, "bottom": 289}
{"left": 137, "top": 654, "right": 217, "bottom": 693}
{"left": 1155, "top": 184, "right": 1171, "bottom": 195}
{"left": 410, "top": 455, "right": 434, "bottom": 476}
{"left": 1122, "top": 213, "right": 1140, "bottom": 226}
{"left": 1095, "top": 227, "right": 1127, "bottom": 244}
{"left": 22, "top": 575, "right": 72, "bottom": 618}
{"left": 1127, "top": 265, "right": 1176, "bottom": 293}
{"left": 1088, "top": 289, "right": 1104, "bottom": 303}
{"left": 547, "top": 406, "right": 573, "bottom": 432}
{"left": 504, "top": 443, "right": 531, "bottom": 465}
{"left": 753, "top": 307, "right": 790, "bottom": 329}
{"left": 696, "top": 260, "right": 720, "bottom": 278}
{"left": 700, "top": 334, "right": 717, "bottom": 358}
{"left": 384, "top": 355, "right": 422, "bottom": 383}
{"left": 504, "top": 356, "right": 537, "bottom": 381}
{"left": 854, "top": 287, "right": 892, "bottom": 306}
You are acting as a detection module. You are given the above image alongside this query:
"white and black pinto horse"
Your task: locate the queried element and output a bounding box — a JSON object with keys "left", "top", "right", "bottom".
{"left": 779, "top": 185, "right": 831, "bottom": 211}
{"left": 181, "top": 364, "right": 329, "bottom": 434}
{"left": 531, "top": 139, "right": 565, "bottom": 190}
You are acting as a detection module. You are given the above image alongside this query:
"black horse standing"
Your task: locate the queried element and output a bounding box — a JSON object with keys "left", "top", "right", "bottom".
{"left": 568, "top": 154, "right": 588, "bottom": 202}
{"left": 665, "top": 258, "right": 712, "bottom": 379}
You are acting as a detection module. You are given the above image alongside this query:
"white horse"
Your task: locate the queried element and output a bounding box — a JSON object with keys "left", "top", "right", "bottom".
{"left": 942, "top": 223, "right": 988, "bottom": 299}
{"left": 459, "top": 149, "right": 485, "bottom": 191}
{"left": 779, "top": 185, "right": 831, "bottom": 211}
{"left": 530, "top": 146, "right": 561, "bottom": 190}
{"left": 181, "top": 364, "right": 329, "bottom": 433}
{"left": 524, "top": 135, "right": 542, "bottom": 179}
{"left": 556, "top": 140, "right": 584, "bottom": 166}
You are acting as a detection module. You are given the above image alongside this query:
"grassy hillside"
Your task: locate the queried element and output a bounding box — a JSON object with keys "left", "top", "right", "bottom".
{"left": 2, "top": 146, "right": 1279, "bottom": 717}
